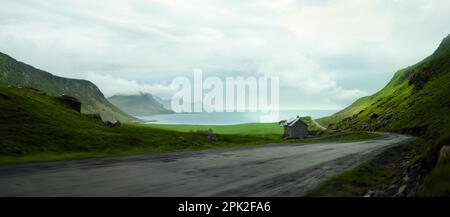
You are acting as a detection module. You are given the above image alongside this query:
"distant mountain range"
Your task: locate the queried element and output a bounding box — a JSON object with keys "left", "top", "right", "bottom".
{"left": 0, "top": 52, "right": 136, "bottom": 122}
{"left": 153, "top": 95, "right": 172, "bottom": 110}
{"left": 108, "top": 93, "right": 173, "bottom": 116}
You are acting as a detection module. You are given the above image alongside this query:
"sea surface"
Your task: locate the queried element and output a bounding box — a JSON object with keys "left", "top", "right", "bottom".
{"left": 137, "top": 109, "right": 338, "bottom": 125}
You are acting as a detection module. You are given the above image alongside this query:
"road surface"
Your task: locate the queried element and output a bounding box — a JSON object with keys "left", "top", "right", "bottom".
{"left": 0, "top": 133, "right": 413, "bottom": 196}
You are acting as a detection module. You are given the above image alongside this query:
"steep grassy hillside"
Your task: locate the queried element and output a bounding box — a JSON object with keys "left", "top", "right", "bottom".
{"left": 317, "top": 35, "right": 450, "bottom": 139}
{"left": 0, "top": 52, "right": 136, "bottom": 122}
{"left": 314, "top": 34, "right": 450, "bottom": 196}
{"left": 108, "top": 93, "right": 173, "bottom": 116}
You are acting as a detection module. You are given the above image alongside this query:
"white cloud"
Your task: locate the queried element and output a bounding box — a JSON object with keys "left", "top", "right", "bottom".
{"left": 85, "top": 73, "right": 174, "bottom": 98}
{"left": 333, "top": 88, "right": 368, "bottom": 101}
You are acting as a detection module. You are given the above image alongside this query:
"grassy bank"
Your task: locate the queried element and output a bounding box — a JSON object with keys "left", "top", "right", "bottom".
{"left": 136, "top": 123, "right": 283, "bottom": 135}
{"left": 308, "top": 132, "right": 450, "bottom": 197}
{"left": 419, "top": 159, "right": 450, "bottom": 196}
{"left": 308, "top": 139, "right": 427, "bottom": 196}
{"left": 0, "top": 125, "right": 379, "bottom": 165}
{"left": 417, "top": 132, "right": 450, "bottom": 196}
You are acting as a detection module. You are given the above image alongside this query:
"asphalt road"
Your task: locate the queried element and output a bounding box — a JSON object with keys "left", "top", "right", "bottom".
{"left": 0, "top": 133, "right": 413, "bottom": 196}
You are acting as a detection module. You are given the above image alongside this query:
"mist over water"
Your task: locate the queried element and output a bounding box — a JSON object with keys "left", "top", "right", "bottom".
{"left": 137, "top": 109, "right": 338, "bottom": 125}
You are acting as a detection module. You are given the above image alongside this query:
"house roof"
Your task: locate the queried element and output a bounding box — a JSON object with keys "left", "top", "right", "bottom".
{"left": 281, "top": 116, "right": 307, "bottom": 127}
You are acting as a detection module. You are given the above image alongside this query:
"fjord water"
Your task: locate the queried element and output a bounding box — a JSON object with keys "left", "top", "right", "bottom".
{"left": 138, "top": 109, "right": 338, "bottom": 125}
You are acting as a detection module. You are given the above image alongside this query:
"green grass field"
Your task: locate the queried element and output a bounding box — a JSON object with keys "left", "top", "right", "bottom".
{"left": 136, "top": 123, "right": 283, "bottom": 135}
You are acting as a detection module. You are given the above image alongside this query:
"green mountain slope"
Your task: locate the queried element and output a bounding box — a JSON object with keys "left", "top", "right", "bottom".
{"left": 0, "top": 85, "right": 192, "bottom": 161}
{"left": 0, "top": 52, "right": 136, "bottom": 122}
{"left": 108, "top": 93, "right": 173, "bottom": 116}
{"left": 313, "top": 35, "right": 450, "bottom": 196}
{"left": 317, "top": 34, "right": 450, "bottom": 139}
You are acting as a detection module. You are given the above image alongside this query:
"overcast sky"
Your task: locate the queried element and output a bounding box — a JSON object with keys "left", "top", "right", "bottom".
{"left": 1, "top": 0, "right": 449, "bottom": 109}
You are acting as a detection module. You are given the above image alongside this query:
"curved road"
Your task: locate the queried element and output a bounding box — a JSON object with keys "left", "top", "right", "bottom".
{"left": 0, "top": 133, "right": 413, "bottom": 196}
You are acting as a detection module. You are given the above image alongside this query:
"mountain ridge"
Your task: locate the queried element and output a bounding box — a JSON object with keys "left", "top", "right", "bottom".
{"left": 317, "top": 34, "right": 450, "bottom": 138}
{"left": 108, "top": 92, "right": 173, "bottom": 116}
{"left": 314, "top": 34, "right": 450, "bottom": 196}
{"left": 0, "top": 52, "right": 136, "bottom": 122}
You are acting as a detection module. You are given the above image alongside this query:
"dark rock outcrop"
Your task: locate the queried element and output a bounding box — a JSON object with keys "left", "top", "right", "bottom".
{"left": 0, "top": 92, "right": 9, "bottom": 99}
{"left": 60, "top": 95, "right": 81, "bottom": 112}
{"left": 370, "top": 113, "right": 379, "bottom": 119}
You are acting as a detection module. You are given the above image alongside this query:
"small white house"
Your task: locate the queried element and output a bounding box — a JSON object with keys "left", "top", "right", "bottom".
{"left": 279, "top": 116, "right": 309, "bottom": 139}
